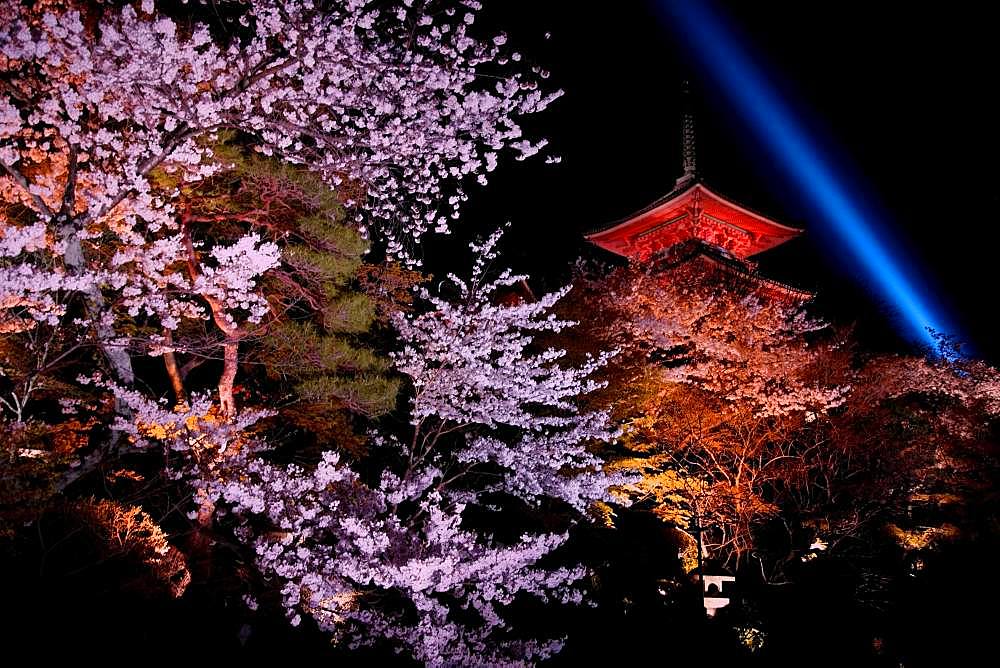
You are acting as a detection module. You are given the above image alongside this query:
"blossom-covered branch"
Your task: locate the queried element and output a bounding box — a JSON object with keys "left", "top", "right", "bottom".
{"left": 215, "top": 230, "right": 626, "bottom": 664}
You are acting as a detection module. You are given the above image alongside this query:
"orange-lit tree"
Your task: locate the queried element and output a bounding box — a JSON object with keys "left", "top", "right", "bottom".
{"left": 571, "top": 248, "right": 1000, "bottom": 575}
{"left": 572, "top": 251, "right": 846, "bottom": 567}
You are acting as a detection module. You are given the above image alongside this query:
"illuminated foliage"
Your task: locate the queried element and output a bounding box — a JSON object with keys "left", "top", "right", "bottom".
{"left": 571, "top": 249, "right": 1000, "bottom": 574}
{"left": 571, "top": 253, "right": 845, "bottom": 565}
{"left": 67, "top": 497, "right": 191, "bottom": 598}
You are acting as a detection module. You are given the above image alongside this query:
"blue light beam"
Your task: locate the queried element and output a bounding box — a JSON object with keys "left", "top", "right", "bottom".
{"left": 656, "top": 0, "right": 957, "bottom": 349}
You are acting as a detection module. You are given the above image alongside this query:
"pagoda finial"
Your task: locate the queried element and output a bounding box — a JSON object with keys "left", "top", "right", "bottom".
{"left": 677, "top": 79, "right": 698, "bottom": 187}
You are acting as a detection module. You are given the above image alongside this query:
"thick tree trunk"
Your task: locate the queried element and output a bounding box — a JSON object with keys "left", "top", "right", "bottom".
{"left": 218, "top": 337, "right": 239, "bottom": 417}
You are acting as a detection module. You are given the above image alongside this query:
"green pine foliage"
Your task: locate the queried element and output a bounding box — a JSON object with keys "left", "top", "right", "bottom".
{"left": 239, "top": 157, "right": 401, "bottom": 438}
{"left": 260, "top": 320, "right": 398, "bottom": 416}
{"left": 159, "top": 144, "right": 404, "bottom": 452}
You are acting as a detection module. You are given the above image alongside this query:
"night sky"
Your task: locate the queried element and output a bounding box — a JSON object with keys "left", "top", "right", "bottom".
{"left": 426, "top": 1, "right": 1000, "bottom": 360}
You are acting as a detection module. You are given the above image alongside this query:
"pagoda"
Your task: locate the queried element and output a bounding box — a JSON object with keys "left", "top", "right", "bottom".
{"left": 585, "top": 89, "right": 809, "bottom": 300}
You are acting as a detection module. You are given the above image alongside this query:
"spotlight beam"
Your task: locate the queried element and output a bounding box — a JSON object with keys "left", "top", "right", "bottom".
{"left": 656, "top": 0, "right": 956, "bottom": 349}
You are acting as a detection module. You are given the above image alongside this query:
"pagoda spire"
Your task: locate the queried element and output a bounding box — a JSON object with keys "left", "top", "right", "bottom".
{"left": 677, "top": 79, "right": 698, "bottom": 188}
{"left": 585, "top": 77, "right": 803, "bottom": 265}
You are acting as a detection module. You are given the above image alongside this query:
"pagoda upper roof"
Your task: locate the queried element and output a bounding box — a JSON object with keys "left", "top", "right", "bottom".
{"left": 585, "top": 179, "right": 802, "bottom": 262}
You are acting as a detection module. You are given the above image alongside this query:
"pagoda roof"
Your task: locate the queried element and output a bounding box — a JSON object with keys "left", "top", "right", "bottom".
{"left": 585, "top": 179, "right": 802, "bottom": 262}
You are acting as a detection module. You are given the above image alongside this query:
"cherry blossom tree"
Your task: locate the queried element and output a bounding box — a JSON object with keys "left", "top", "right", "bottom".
{"left": 2, "top": 7, "right": 593, "bottom": 656}
{"left": 569, "top": 248, "right": 847, "bottom": 565}
{"left": 1, "top": 0, "right": 558, "bottom": 408}
{"left": 206, "top": 230, "right": 626, "bottom": 664}
{"left": 1, "top": 0, "right": 561, "bottom": 523}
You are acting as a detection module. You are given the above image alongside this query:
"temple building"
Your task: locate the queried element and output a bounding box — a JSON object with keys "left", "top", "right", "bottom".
{"left": 584, "top": 90, "right": 810, "bottom": 301}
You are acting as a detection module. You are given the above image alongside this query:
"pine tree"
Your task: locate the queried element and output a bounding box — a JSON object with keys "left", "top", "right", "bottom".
{"left": 156, "top": 148, "right": 405, "bottom": 452}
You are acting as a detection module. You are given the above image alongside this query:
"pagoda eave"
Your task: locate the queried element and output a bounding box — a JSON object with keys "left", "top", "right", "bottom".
{"left": 586, "top": 183, "right": 801, "bottom": 262}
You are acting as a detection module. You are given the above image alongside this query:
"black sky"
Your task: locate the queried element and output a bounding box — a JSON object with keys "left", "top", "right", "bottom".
{"left": 424, "top": 1, "right": 1000, "bottom": 359}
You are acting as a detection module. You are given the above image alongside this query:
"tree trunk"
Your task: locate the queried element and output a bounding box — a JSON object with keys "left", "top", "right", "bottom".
{"left": 162, "top": 329, "right": 188, "bottom": 409}
{"left": 181, "top": 216, "right": 241, "bottom": 418}
{"left": 218, "top": 337, "right": 239, "bottom": 417}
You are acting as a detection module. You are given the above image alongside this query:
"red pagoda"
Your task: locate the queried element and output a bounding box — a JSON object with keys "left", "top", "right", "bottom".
{"left": 585, "top": 92, "right": 809, "bottom": 300}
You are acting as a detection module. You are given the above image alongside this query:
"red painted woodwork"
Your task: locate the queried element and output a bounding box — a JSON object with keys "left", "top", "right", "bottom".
{"left": 586, "top": 182, "right": 801, "bottom": 261}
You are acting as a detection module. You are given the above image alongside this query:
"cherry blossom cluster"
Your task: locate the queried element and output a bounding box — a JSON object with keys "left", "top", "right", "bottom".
{"left": 213, "top": 232, "right": 627, "bottom": 664}
{"left": 190, "top": 233, "right": 281, "bottom": 325}
{"left": 214, "top": 451, "right": 582, "bottom": 665}
{"left": 610, "top": 261, "right": 849, "bottom": 417}
{"left": 84, "top": 376, "right": 273, "bottom": 459}
{"left": 1, "top": 0, "right": 558, "bottom": 258}
{"left": 0, "top": 221, "right": 93, "bottom": 332}
{"left": 1, "top": 0, "right": 560, "bottom": 408}
{"left": 393, "top": 228, "right": 625, "bottom": 510}
{"left": 395, "top": 230, "right": 611, "bottom": 428}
